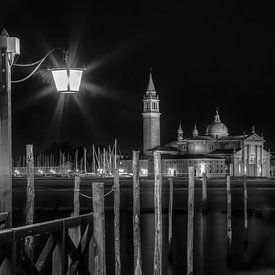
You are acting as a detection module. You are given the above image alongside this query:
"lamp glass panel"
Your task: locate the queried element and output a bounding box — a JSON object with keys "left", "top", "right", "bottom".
{"left": 69, "top": 69, "right": 83, "bottom": 91}
{"left": 51, "top": 70, "right": 69, "bottom": 91}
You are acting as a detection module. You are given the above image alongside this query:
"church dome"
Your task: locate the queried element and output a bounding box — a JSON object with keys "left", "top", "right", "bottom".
{"left": 206, "top": 109, "right": 228, "bottom": 138}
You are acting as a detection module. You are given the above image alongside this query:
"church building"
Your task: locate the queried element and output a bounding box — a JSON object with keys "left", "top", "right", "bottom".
{"left": 121, "top": 72, "right": 271, "bottom": 177}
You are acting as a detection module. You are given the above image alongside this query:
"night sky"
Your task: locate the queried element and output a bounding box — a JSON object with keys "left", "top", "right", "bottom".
{"left": 1, "top": 1, "right": 275, "bottom": 156}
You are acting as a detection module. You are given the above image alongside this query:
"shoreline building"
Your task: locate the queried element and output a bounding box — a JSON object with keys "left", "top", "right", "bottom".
{"left": 121, "top": 72, "right": 270, "bottom": 177}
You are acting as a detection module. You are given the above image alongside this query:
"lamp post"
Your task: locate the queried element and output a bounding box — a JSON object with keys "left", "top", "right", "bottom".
{"left": 0, "top": 29, "right": 19, "bottom": 226}
{"left": 0, "top": 29, "right": 84, "bottom": 226}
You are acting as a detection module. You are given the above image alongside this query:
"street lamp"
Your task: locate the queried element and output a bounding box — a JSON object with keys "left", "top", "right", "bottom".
{"left": 49, "top": 50, "right": 85, "bottom": 93}
{"left": 0, "top": 29, "right": 84, "bottom": 226}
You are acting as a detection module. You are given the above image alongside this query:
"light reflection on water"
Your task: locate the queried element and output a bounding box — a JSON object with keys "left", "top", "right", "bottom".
{"left": 105, "top": 212, "right": 275, "bottom": 275}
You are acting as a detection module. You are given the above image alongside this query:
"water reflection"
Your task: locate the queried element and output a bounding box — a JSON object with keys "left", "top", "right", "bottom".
{"left": 12, "top": 181, "right": 275, "bottom": 275}
{"left": 114, "top": 212, "right": 275, "bottom": 274}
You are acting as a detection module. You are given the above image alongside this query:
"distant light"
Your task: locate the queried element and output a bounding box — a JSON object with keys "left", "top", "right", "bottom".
{"left": 201, "top": 163, "right": 206, "bottom": 174}
{"left": 119, "top": 168, "right": 124, "bottom": 174}
{"left": 14, "top": 169, "right": 20, "bottom": 175}
{"left": 98, "top": 168, "right": 103, "bottom": 174}
{"left": 51, "top": 68, "right": 84, "bottom": 93}
{"left": 140, "top": 168, "right": 148, "bottom": 176}
{"left": 38, "top": 169, "right": 43, "bottom": 174}
{"left": 50, "top": 169, "right": 56, "bottom": 174}
{"left": 168, "top": 167, "right": 175, "bottom": 176}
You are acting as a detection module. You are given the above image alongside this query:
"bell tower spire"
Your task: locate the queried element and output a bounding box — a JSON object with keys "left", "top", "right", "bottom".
{"left": 214, "top": 108, "right": 221, "bottom": 122}
{"left": 177, "top": 123, "right": 183, "bottom": 142}
{"left": 142, "top": 70, "right": 161, "bottom": 155}
{"left": 193, "top": 123, "right": 198, "bottom": 137}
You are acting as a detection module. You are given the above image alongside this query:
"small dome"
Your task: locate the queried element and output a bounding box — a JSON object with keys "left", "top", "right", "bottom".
{"left": 206, "top": 109, "right": 228, "bottom": 138}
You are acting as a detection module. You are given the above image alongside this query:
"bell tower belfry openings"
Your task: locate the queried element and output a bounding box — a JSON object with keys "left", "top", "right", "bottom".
{"left": 142, "top": 71, "right": 161, "bottom": 155}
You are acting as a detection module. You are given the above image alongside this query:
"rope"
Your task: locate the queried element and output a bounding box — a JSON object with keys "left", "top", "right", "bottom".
{"left": 79, "top": 185, "right": 115, "bottom": 200}
{"left": 80, "top": 192, "right": 93, "bottom": 199}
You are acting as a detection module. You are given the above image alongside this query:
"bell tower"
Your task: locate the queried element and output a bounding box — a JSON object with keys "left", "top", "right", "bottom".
{"left": 142, "top": 71, "right": 161, "bottom": 155}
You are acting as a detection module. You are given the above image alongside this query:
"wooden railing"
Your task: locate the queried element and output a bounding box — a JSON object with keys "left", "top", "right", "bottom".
{"left": 0, "top": 213, "right": 94, "bottom": 274}
{"left": 0, "top": 212, "right": 8, "bottom": 229}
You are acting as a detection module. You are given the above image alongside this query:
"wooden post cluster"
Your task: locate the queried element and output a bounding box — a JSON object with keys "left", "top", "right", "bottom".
{"left": 226, "top": 174, "right": 232, "bottom": 260}
{"left": 25, "top": 144, "right": 35, "bottom": 259}
{"left": 133, "top": 151, "right": 142, "bottom": 275}
{"left": 202, "top": 172, "right": 208, "bottom": 214}
{"left": 153, "top": 151, "right": 162, "bottom": 275}
{"left": 92, "top": 182, "right": 106, "bottom": 275}
{"left": 243, "top": 175, "right": 248, "bottom": 244}
{"left": 187, "top": 167, "right": 195, "bottom": 275}
{"left": 114, "top": 167, "right": 121, "bottom": 275}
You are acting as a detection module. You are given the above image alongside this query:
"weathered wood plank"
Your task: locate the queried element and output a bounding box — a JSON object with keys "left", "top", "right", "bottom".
{"left": 92, "top": 182, "right": 106, "bottom": 275}
{"left": 68, "top": 175, "right": 81, "bottom": 267}
{"left": 25, "top": 144, "right": 35, "bottom": 260}
{"left": 52, "top": 242, "right": 63, "bottom": 275}
{"left": 187, "top": 166, "right": 194, "bottom": 275}
{"left": 0, "top": 258, "right": 12, "bottom": 275}
{"left": 17, "top": 242, "right": 39, "bottom": 275}
{"left": 68, "top": 224, "right": 93, "bottom": 274}
{"left": 153, "top": 151, "right": 162, "bottom": 275}
{"left": 10, "top": 231, "right": 17, "bottom": 275}
{"left": 14, "top": 213, "right": 93, "bottom": 240}
{"left": 133, "top": 150, "right": 142, "bottom": 275}
{"left": 88, "top": 235, "right": 95, "bottom": 274}
{"left": 35, "top": 234, "right": 55, "bottom": 272}
{"left": 114, "top": 167, "right": 121, "bottom": 275}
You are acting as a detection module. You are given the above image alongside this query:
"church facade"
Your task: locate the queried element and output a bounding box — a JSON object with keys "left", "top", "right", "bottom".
{"left": 121, "top": 73, "right": 270, "bottom": 177}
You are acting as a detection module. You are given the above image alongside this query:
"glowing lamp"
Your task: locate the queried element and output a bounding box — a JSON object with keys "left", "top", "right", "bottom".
{"left": 51, "top": 68, "right": 84, "bottom": 93}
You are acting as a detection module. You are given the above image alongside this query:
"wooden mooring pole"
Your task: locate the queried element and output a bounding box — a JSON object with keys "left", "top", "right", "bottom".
{"left": 84, "top": 147, "right": 87, "bottom": 174}
{"left": 114, "top": 166, "right": 121, "bottom": 275}
{"left": 153, "top": 151, "right": 162, "bottom": 275}
{"left": 133, "top": 150, "right": 142, "bottom": 275}
{"left": 92, "top": 182, "right": 106, "bottom": 275}
{"left": 187, "top": 166, "right": 194, "bottom": 275}
{"left": 69, "top": 176, "right": 81, "bottom": 248}
{"left": 243, "top": 175, "right": 248, "bottom": 244}
{"left": 168, "top": 177, "right": 173, "bottom": 260}
{"left": 25, "top": 144, "right": 35, "bottom": 259}
{"left": 202, "top": 172, "right": 208, "bottom": 214}
{"left": 226, "top": 174, "right": 232, "bottom": 261}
